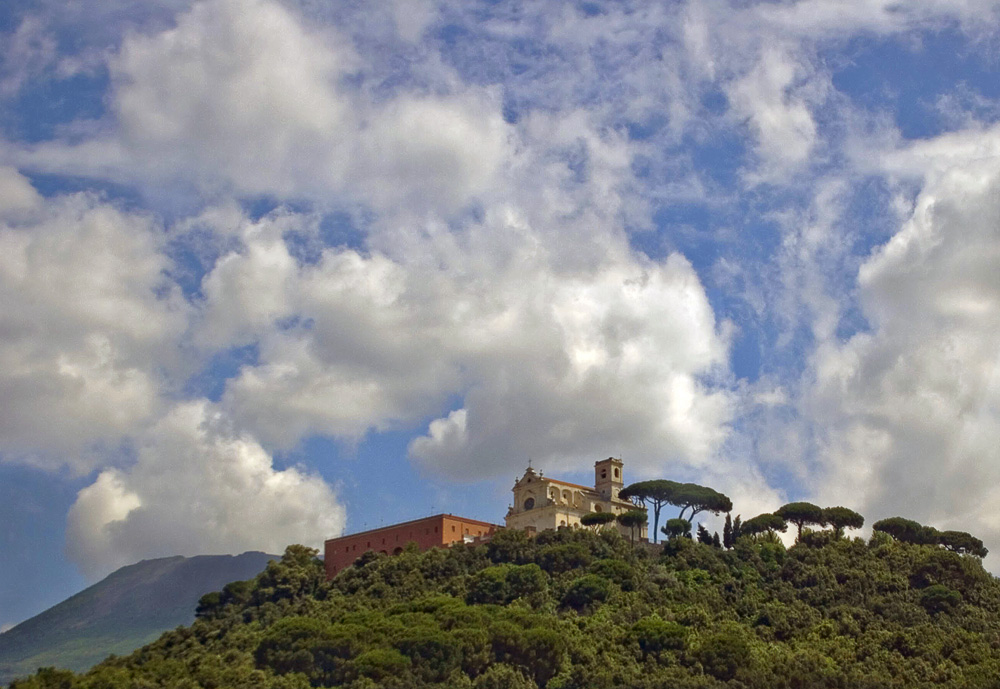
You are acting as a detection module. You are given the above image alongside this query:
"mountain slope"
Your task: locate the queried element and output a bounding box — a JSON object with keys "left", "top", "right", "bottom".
{"left": 0, "top": 552, "right": 276, "bottom": 685}
{"left": 8, "top": 531, "right": 1000, "bottom": 688}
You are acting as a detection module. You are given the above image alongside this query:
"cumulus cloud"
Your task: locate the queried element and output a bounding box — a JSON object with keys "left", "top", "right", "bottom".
{"left": 727, "top": 45, "right": 821, "bottom": 171}
{"left": 809, "top": 152, "right": 1000, "bottom": 556}
{"left": 8, "top": 0, "right": 999, "bottom": 586}
{"left": 66, "top": 400, "right": 345, "bottom": 580}
{"left": 15, "top": 0, "right": 512, "bottom": 215}
{"left": 190, "top": 193, "right": 735, "bottom": 479}
{"left": 0, "top": 172, "right": 186, "bottom": 470}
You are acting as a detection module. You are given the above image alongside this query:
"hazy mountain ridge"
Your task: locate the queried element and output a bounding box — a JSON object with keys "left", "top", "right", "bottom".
{"left": 0, "top": 552, "right": 276, "bottom": 685}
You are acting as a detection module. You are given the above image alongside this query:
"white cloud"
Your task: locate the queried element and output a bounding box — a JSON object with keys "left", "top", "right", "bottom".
{"left": 0, "top": 15, "right": 58, "bottom": 97}
{"left": 0, "top": 176, "right": 186, "bottom": 471}
{"left": 727, "top": 45, "right": 820, "bottom": 171}
{"left": 11, "top": 0, "right": 1000, "bottom": 582}
{"left": 15, "top": 0, "right": 512, "bottom": 216}
{"left": 193, "top": 197, "right": 735, "bottom": 479}
{"left": 809, "top": 153, "right": 1000, "bottom": 560}
{"left": 66, "top": 400, "right": 345, "bottom": 580}
{"left": 111, "top": 0, "right": 354, "bottom": 196}
{"left": 0, "top": 165, "right": 42, "bottom": 213}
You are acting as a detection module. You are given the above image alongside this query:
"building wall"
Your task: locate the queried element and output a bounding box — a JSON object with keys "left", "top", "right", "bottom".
{"left": 505, "top": 461, "right": 647, "bottom": 540}
{"left": 324, "top": 514, "right": 499, "bottom": 578}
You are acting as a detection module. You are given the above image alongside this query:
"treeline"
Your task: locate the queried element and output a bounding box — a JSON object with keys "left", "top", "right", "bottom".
{"left": 617, "top": 480, "right": 988, "bottom": 562}
{"left": 11, "top": 520, "right": 1000, "bottom": 689}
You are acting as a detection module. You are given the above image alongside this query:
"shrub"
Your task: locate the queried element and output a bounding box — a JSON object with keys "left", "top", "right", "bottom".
{"left": 630, "top": 616, "right": 687, "bottom": 656}
{"left": 561, "top": 574, "right": 612, "bottom": 611}
{"left": 487, "top": 529, "right": 534, "bottom": 564}
{"left": 695, "top": 631, "right": 751, "bottom": 681}
{"left": 473, "top": 663, "right": 538, "bottom": 689}
{"left": 920, "top": 584, "right": 962, "bottom": 614}
{"left": 350, "top": 649, "right": 411, "bottom": 682}
{"left": 538, "top": 543, "right": 592, "bottom": 574}
{"left": 467, "top": 564, "right": 547, "bottom": 605}
{"left": 589, "top": 558, "right": 638, "bottom": 591}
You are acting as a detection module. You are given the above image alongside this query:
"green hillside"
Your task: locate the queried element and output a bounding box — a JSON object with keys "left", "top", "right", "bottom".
{"left": 0, "top": 552, "right": 275, "bottom": 685}
{"left": 8, "top": 528, "right": 1000, "bottom": 689}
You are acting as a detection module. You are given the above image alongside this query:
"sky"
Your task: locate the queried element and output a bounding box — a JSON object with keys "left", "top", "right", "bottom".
{"left": 2, "top": 0, "right": 1000, "bottom": 630}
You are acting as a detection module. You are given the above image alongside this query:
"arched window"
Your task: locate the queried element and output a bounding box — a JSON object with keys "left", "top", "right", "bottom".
{"left": 614, "top": 468, "right": 620, "bottom": 478}
{"left": 524, "top": 497, "right": 535, "bottom": 510}
{"left": 562, "top": 490, "right": 570, "bottom": 501}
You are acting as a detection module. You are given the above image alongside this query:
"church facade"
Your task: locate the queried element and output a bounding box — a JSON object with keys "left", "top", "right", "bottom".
{"left": 504, "top": 457, "right": 646, "bottom": 541}
{"left": 324, "top": 456, "right": 647, "bottom": 580}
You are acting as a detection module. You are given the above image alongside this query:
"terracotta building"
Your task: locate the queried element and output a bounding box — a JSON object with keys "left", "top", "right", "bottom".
{"left": 505, "top": 457, "right": 646, "bottom": 540}
{"left": 324, "top": 513, "right": 500, "bottom": 578}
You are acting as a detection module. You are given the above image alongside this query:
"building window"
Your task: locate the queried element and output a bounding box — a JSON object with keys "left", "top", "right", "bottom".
{"left": 594, "top": 504, "right": 602, "bottom": 512}
{"left": 434, "top": 526, "right": 438, "bottom": 533}
{"left": 452, "top": 526, "right": 456, "bottom": 532}
{"left": 601, "top": 470, "right": 607, "bottom": 479}
{"left": 523, "top": 497, "right": 535, "bottom": 510}
{"left": 614, "top": 468, "right": 620, "bottom": 478}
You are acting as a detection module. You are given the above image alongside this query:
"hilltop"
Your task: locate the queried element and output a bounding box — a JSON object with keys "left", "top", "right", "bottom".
{"left": 8, "top": 528, "right": 1000, "bottom": 688}
{"left": 0, "top": 552, "right": 275, "bottom": 686}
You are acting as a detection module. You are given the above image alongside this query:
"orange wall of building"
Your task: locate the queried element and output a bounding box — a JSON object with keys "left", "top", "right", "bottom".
{"left": 324, "top": 514, "right": 498, "bottom": 578}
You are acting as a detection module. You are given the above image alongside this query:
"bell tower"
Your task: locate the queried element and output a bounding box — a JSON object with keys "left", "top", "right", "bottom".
{"left": 594, "top": 457, "right": 624, "bottom": 501}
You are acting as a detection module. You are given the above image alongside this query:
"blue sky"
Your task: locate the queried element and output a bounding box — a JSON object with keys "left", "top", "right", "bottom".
{"left": 3, "top": 0, "right": 1000, "bottom": 630}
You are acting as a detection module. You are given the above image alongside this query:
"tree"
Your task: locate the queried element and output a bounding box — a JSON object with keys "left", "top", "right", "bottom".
{"left": 723, "top": 514, "right": 734, "bottom": 549}
{"left": 254, "top": 545, "right": 325, "bottom": 604}
{"left": 673, "top": 483, "right": 733, "bottom": 522}
{"left": 561, "top": 574, "right": 612, "bottom": 610}
{"left": 697, "top": 523, "right": 714, "bottom": 545}
{"left": 580, "top": 511, "right": 617, "bottom": 531}
{"left": 661, "top": 517, "right": 692, "bottom": 540}
{"left": 620, "top": 480, "right": 732, "bottom": 542}
{"left": 619, "top": 480, "right": 680, "bottom": 544}
{"left": 617, "top": 509, "right": 648, "bottom": 544}
{"left": 822, "top": 506, "right": 864, "bottom": 538}
{"left": 775, "top": 502, "right": 826, "bottom": 539}
{"left": 741, "top": 513, "right": 788, "bottom": 537}
{"left": 938, "top": 530, "right": 988, "bottom": 558}
{"left": 872, "top": 517, "right": 939, "bottom": 545}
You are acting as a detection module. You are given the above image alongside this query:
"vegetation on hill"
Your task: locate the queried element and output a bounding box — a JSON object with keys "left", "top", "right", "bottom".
{"left": 9, "top": 523, "right": 1000, "bottom": 689}
{"left": 0, "top": 552, "right": 275, "bottom": 686}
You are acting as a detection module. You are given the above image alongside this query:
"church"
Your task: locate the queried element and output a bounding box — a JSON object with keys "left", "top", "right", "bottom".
{"left": 504, "top": 457, "right": 646, "bottom": 541}
{"left": 324, "top": 456, "right": 645, "bottom": 579}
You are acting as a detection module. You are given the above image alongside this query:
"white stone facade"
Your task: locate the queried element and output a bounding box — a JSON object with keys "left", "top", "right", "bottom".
{"left": 504, "top": 457, "right": 647, "bottom": 540}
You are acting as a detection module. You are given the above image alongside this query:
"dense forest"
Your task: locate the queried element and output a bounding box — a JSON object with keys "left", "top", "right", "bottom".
{"left": 10, "top": 518, "right": 1000, "bottom": 689}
